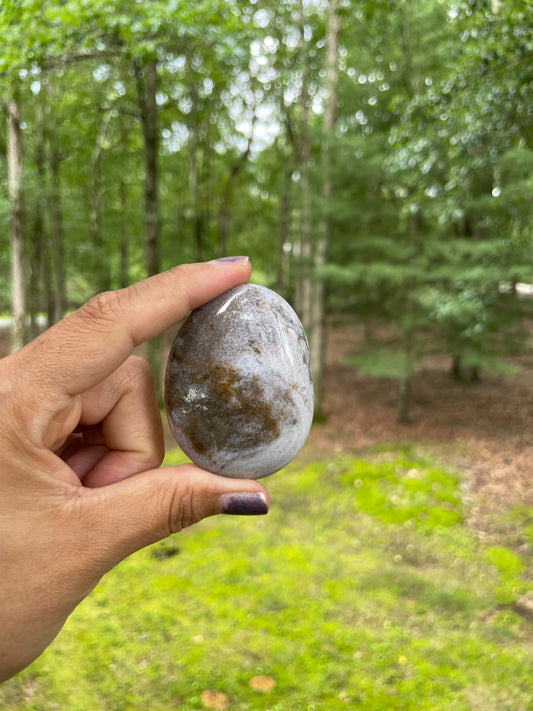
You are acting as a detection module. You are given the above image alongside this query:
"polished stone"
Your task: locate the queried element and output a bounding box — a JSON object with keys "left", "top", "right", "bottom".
{"left": 164, "top": 283, "right": 314, "bottom": 479}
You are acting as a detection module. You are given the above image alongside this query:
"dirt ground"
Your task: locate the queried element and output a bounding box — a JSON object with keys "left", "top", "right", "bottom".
{"left": 307, "top": 318, "right": 533, "bottom": 531}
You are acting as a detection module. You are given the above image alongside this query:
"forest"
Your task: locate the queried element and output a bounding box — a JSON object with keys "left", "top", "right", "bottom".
{"left": 1, "top": 0, "right": 532, "bottom": 420}
{"left": 2, "top": 2, "right": 533, "bottom": 709}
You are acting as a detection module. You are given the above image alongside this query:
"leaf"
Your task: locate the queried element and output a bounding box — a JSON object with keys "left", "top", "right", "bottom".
{"left": 200, "top": 690, "right": 229, "bottom": 710}
{"left": 249, "top": 675, "right": 276, "bottom": 693}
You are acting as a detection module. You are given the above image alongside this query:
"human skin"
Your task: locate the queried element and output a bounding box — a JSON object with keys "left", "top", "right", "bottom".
{"left": 0, "top": 259, "right": 270, "bottom": 682}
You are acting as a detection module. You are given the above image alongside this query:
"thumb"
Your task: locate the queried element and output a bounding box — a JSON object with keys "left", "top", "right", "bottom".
{"left": 81, "top": 464, "right": 270, "bottom": 565}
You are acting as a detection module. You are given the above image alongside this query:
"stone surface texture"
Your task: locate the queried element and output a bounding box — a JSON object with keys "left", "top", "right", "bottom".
{"left": 165, "top": 283, "right": 314, "bottom": 479}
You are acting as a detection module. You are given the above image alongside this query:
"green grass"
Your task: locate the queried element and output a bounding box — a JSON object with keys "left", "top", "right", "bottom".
{"left": 1, "top": 451, "right": 532, "bottom": 710}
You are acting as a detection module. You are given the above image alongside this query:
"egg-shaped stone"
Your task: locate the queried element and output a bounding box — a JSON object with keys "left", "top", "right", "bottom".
{"left": 164, "top": 283, "right": 314, "bottom": 479}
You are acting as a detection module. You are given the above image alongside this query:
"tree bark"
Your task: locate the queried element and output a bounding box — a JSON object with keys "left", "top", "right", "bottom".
{"left": 136, "top": 58, "right": 162, "bottom": 400}
{"left": 29, "top": 95, "right": 46, "bottom": 339}
{"left": 276, "top": 161, "right": 293, "bottom": 298}
{"left": 294, "top": 0, "right": 313, "bottom": 334}
{"left": 137, "top": 59, "right": 160, "bottom": 279}
{"left": 397, "top": 210, "right": 419, "bottom": 423}
{"left": 48, "top": 141, "right": 66, "bottom": 322}
{"left": 397, "top": 374, "right": 412, "bottom": 424}
{"left": 119, "top": 181, "right": 129, "bottom": 288}
{"left": 190, "top": 141, "right": 204, "bottom": 262}
{"left": 218, "top": 122, "right": 254, "bottom": 257}
{"left": 186, "top": 57, "right": 205, "bottom": 263}
{"left": 7, "top": 95, "right": 26, "bottom": 351}
{"left": 119, "top": 117, "right": 130, "bottom": 288}
{"left": 310, "top": 0, "right": 340, "bottom": 419}
{"left": 88, "top": 109, "right": 113, "bottom": 293}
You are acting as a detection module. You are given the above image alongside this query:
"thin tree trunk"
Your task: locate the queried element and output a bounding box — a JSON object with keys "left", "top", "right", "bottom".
{"left": 29, "top": 96, "right": 46, "bottom": 339}
{"left": 190, "top": 142, "right": 204, "bottom": 261}
{"left": 397, "top": 210, "right": 419, "bottom": 423}
{"left": 136, "top": 58, "right": 162, "bottom": 399}
{"left": 398, "top": 373, "right": 412, "bottom": 424}
{"left": 218, "top": 123, "right": 254, "bottom": 257}
{"left": 186, "top": 58, "right": 204, "bottom": 262}
{"left": 396, "top": 11, "right": 419, "bottom": 424}
{"left": 276, "top": 162, "right": 292, "bottom": 298}
{"left": 294, "top": 0, "right": 312, "bottom": 333}
{"left": 119, "top": 180, "right": 129, "bottom": 288}
{"left": 48, "top": 141, "right": 66, "bottom": 322}
{"left": 310, "top": 0, "right": 340, "bottom": 419}
{"left": 7, "top": 95, "right": 26, "bottom": 351}
{"left": 119, "top": 117, "right": 130, "bottom": 288}
{"left": 88, "top": 109, "right": 113, "bottom": 293}
{"left": 450, "top": 354, "right": 462, "bottom": 381}
{"left": 137, "top": 60, "right": 160, "bottom": 278}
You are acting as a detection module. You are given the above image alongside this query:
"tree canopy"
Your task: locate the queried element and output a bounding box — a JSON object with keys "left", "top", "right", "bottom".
{"left": 1, "top": 0, "right": 532, "bottom": 419}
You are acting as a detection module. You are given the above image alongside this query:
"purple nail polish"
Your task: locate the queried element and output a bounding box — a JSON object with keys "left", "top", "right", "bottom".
{"left": 209, "top": 256, "right": 250, "bottom": 264}
{"left": 218, "top": 492, "right": 269, "bottom": 516}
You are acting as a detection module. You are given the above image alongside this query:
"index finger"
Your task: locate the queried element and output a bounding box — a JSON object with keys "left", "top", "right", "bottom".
{"left": 19, "top": 259, "right": 251, "bottom": 396}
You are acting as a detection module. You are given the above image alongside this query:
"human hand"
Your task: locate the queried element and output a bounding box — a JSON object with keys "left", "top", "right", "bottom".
{"left": 0, "top": 259, "right": 270, "bottom": 682}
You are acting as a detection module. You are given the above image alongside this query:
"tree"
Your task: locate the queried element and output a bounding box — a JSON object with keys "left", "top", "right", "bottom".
{"left": 6, "top": 93, "right": 26, "bottom": 350}
{"left": 2, "top": 0, "right": 532, "bottom": 427}
{"left": 309, "top": 0, "right": 340, "bottom": 419}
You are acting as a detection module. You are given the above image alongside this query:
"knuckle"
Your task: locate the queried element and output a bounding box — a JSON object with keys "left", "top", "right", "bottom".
{"left": 167, "top": 481, "right": 196, "bottom": 534}
{"left": 138, "top": 438, "right": 165, "bottom": 472}
{"left": 79, "top": 290, "right": 123, "bottom": 324}
{"left": 166, "top": 264, "right": 189, "bottom": 280}
{"left": 119, "top": 355, "right": 154, "bottom": 390}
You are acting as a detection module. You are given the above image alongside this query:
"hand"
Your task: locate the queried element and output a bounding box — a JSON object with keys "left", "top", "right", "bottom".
{"left": 0, "top": 259, "right": 270, "bottom": 682}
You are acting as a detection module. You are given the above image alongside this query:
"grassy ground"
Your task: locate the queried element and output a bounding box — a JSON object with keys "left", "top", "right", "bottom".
{"left": 1, "top": 447, "right": 532, "bottom": 711}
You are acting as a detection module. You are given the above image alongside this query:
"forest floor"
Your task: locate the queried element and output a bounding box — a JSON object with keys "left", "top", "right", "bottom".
{"left": 306, "top": 316, "right": 533, "bottom": 538}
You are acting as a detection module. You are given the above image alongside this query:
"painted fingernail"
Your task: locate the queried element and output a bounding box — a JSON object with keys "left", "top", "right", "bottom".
{"left": 218, "top": 492, "right": 269, "bottom": 516}
{"left": 209, "top": 256, "right": 250, "bottom": 265}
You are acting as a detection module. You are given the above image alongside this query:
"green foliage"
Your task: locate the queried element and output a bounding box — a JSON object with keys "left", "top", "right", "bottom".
{"left": 318, "top": 0, "right": 533, "bottom": 415}
{"left": 1, "top": 451, "right": 532, "bottom": 710}
{"left": 485, "top": 546, "right": 524, "bottom": 578}
{"left": 484, "top": 545, "right": 531, "bottom": 605}
{"left": 508, "top": 504, "right": 533, "bottom": 549}
{"left": 341, "top": 455, "right": 463, "bottom": 529}
{"left": 1, "top": 0, "right": 532, "bottom": 414}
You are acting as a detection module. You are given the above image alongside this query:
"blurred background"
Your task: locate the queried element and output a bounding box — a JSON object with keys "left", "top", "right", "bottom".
{"left": 1, "top": 1, "right": 533, "bottom": 709}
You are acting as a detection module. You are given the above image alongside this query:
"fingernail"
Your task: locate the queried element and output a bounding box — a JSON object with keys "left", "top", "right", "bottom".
{"left": 218, "top": 492, "right": 269, "bottom": 516}
{"left": 209, "top": 256, "right": 250, "bottom": 265}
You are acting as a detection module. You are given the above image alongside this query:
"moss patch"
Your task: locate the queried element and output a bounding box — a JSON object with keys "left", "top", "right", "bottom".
{"left": 1, "top": 453, "right": 532, "bottom": 710}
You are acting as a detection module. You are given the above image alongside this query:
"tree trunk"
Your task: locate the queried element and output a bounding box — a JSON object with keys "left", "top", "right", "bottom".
{"left": 450, "top": 354, "right": 462, "bottom": 381}
{"left": 186, "top": 58, "right": 204, "bottom": 263}
{"left": 190, "top": 142, "right": 204, "bottom": 262}
{"left": 276, "top": 162, "right": 292, "bottom": 298}
{"left": 218, "top": 128, "right": 253, "bottom": 257}
{"left": 48, "top": 141, "right": 66, "bottom": 322}
{"left": 29, "top": 96, "right": 46, "bottom": 340}
{"left": 310, "top": 0, "right": 340, "bottom": 420}
{"left": 137, "top": 60, "right": 160, "bottom": 278}
{"left": 119, "top": 117, "right": 130, "bottom": 288}
{"left": 397, "top": 374, "right": 412, "bottom": 424}
{"left": 136, "top": 58, "right": 162, "bottom": 400}
{"left": 294, "top": 0, "right": 313, "bottom": 334}
{"left": 397, "top": 211, "right": 419, "bottom": 424}
{"left": 88, "top": 109, "right": 113, "bottom": 293}
{"left": 7, "top": 95, "right": 26, "bottom": 351}
{"left": 119, "top": 180, "right": 129, "bottom": 288}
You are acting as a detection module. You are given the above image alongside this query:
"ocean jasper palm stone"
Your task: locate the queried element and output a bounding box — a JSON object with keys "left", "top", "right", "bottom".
{"left": 164, "top": 283, "right": 314, "bottom": 479}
